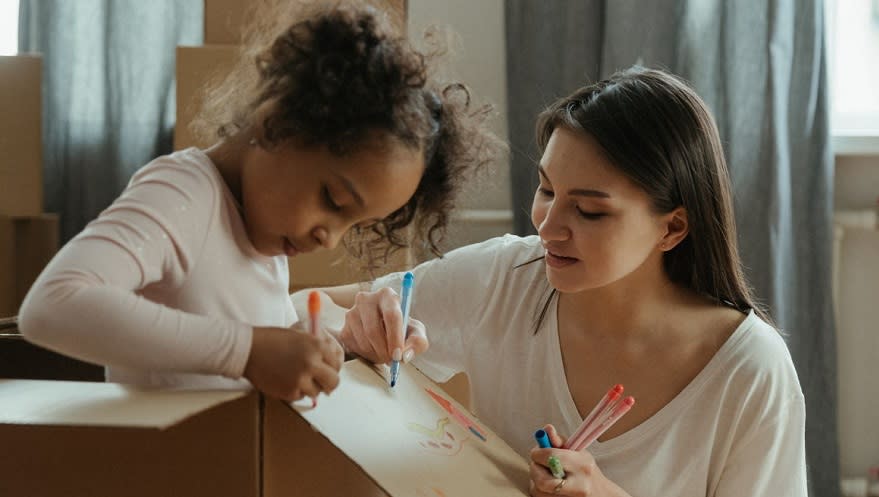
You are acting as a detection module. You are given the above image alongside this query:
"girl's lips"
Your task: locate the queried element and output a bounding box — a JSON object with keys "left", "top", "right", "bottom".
{"left": 545, "top": 250, "right": 579, "bottom": 268}
{"left": 283, "top": 237, "right": 300, "bottom": 257}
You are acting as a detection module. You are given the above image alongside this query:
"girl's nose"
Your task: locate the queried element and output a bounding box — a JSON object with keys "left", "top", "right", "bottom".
{"left": 312, "top": 226, "right": 343, "bottom": 250}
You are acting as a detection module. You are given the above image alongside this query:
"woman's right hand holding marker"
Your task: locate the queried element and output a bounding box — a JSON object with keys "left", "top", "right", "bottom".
{"left": 338, "top": 286, "right": 429, "bottom": 365}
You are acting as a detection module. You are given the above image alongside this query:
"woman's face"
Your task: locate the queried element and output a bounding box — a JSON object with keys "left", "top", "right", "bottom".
{"left": 531, "top": 127, "right": 674, "bottom": 294}
{"left": 240, "top": 136, "right": 424, "bottom": 258}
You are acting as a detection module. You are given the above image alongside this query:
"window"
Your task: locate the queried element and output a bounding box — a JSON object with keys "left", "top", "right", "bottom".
{"left": 0, "top": 0, "right": 18, "bottom": 56}
{"left": 827, "top": 0, "right": 879, "bottom": 153}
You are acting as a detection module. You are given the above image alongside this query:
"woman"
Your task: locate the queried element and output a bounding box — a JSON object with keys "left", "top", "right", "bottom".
{"left": 304, "top": 67, "right": 807, "bottom": 496}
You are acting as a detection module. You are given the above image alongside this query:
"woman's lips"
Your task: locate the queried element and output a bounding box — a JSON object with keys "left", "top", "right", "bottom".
{"left": 545, "top": 250, "right": 579, "bottom": 268}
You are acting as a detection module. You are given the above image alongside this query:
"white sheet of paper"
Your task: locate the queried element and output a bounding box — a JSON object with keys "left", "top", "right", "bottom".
{"left": 293, "top": 360, "right": 530, "bottom": 496}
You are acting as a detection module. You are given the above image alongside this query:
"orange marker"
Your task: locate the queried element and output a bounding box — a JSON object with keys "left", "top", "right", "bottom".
{"left": 308, "top": 291, "right": 321, "bottom": 408}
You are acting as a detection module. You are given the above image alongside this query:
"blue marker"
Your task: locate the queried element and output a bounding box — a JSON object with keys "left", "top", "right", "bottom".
{"left": 534, "top": 429, "right": 552, "bottom": 448}
{"left": 389, "top": 272, "right": 414, "bottom": 388}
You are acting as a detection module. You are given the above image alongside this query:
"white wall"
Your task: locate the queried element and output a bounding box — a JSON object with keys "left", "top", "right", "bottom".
{"left": 407, "top": 0, "right": 513, "bottom": 251}
{"left": 834, "top": 154, "right": 879, "bottom": 478}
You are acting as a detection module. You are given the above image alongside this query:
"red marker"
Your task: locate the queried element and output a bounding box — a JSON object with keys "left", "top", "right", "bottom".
{"left": 563, "top": 384, "right": 624, "bottom": 450}
{"left": 574, "top": 396, "right": 636, "bottom": 450}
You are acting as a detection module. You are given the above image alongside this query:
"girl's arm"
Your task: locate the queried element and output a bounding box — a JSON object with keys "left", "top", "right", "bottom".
{"left": 17, "top": 160, "right": 252, "bottom": 378}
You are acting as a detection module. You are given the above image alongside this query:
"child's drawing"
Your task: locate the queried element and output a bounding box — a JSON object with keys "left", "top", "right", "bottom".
{"left": 407, "top": 416, "right": 469, "bottom": 456}
{"left": 424, "top": 388, "right": 488, "bottom": 442}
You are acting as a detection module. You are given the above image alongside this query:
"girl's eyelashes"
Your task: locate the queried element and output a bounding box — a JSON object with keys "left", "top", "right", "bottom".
{"left": 537, "top": 186, "right": 554, "bottom": 197}
{"left": 321, "top": 185, "right": 343, "bottom": 212}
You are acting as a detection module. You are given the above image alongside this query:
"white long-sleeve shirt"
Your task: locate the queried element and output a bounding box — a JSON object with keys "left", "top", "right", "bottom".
{"left": 373, "top": 234, "right": 808, "bottom": 497}
{"left": 18, "top": 147, "right": 297, "bottom": 389}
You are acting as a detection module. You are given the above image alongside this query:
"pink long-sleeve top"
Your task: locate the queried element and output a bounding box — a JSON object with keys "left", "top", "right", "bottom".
{"left": 18, "top": 147, "right": 297, "bottom": 389}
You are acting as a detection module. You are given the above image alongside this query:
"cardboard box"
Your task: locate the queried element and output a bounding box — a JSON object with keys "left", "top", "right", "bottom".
{"left": 0, "top": 214, "right": 59, "bottom": 316}
{"left": 289, "top": 242, "right": 414, "bottom": 291}
{"left": 0, "top": 55, "right": 43, "bottom": 217}
{"left": 174, "top": 45, "right": 240, "bottom": 150}
{"left": 204, "top": 0, "right": 409, "bottom": 45}
{"left": 0, "top": 360, "right": 527, "bottom": 497}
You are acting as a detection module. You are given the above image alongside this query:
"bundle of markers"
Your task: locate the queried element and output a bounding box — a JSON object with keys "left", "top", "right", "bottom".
{"left": 536, "top": 384, "right": 635, "bottom": 480}
{"left": 563, "top": 384, "right": 634, "bottom": 451}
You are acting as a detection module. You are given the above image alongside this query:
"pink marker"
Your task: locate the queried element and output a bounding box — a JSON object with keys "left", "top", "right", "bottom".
{"left": 574, "top": 396, "right": 635, "bottom": 451}
{"left": 563, "top": 384, "right": 624, "bottom": 450}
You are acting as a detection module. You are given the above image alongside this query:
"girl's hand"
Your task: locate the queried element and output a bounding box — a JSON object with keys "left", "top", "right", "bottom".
{"left": 338, "top": 287, "right": 429, "bottom": 364}
{"left": 529, "top": 424, "right": 631, "bottom": 497}
{"left": 244, "top": 325, "right": 344, "bottom": 402}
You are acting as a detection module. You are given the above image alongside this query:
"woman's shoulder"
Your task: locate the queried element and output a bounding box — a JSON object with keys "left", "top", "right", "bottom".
{"left": 441, "top": 234, "right": 544, "bottom": 264}
{"left": 714, "top": 311, "right": 803, "bottom": 399}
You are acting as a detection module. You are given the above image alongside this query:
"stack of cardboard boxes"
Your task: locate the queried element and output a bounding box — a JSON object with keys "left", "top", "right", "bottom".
{"left": 176, "top": 0, "right": 412, "bottom": 293}
{"left": 0, "top": 55, "right": 59, "bottom": 318}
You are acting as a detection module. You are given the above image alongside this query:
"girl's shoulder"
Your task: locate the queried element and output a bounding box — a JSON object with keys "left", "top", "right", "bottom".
{"left": 127, "top": 148, "right": 223, "bottom": 193}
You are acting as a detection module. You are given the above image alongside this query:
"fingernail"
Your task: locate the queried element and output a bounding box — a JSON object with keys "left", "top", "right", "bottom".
{"left": 402, "top": 348, "right": 414, "bottom": 363}
{"left": 392, "top": 348, "right": 402, "bottom": 361}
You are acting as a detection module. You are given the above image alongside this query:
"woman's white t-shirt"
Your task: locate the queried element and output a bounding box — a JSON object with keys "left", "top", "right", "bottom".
{"left": 373, "top": 234, "right": 807, "bottom": 497}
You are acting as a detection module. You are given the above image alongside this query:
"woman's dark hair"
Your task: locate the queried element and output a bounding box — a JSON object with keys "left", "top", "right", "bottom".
{"left": 523, "top": 66, "right": 769, "bottom": 331}
{"left": 193, "top": 0, "right": 500, "bottom": 266}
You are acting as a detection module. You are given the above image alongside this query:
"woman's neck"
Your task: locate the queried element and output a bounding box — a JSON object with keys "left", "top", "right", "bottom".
{"left": 557, "top": 267, "right": 699, "bottom": 343}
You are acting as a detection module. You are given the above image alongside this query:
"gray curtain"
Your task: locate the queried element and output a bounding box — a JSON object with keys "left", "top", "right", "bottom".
{"left": 18, "top": 0, "right": 203, "bottom": 241}
{"left": 506, "top": 1, "right": 838, "bottom": 496}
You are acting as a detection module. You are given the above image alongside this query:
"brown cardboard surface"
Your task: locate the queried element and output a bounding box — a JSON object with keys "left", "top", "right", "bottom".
{"left": 264, "top": 396, "right": 391, "bottom": 497}
{"left": 13, "top": 213, "right": 58, "bottom": 303}
{"left": 289, "top": 243, "right": 414, "bottom": 290}
{"left": 204, "top": 0, "right": 408, "bottom": 44}
{"left": 0, "top": 214, "right": 58, "bottom": 316}
{"left": 0, "top": 220, "right": 14, "bottom": 316}
{"left": 0, "top": 383, "right": 259, "bottom": 497}
{"left": 0, "top": 55, "right": 42, "bottom": 217}
{"left": 0, "top": 362, "right": 519, "bottom": 496}
{"left": 174, "top": 45, "right": 239, "bottom": 150}
{"left": 0, "top": 215, "right": 58, "bottom": 315}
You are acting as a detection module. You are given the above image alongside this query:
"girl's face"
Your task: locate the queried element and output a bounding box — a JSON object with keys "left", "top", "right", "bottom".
{"left": 531, "top": 127, "right": 679, "bottom": 294}
{"left": 240, "top": 137, "right": 424, "bottom": 258}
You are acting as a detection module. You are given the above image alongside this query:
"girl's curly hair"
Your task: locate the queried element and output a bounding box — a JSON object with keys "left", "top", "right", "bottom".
{"left": 192, "top": 0, "right": 502, "bottom": 267}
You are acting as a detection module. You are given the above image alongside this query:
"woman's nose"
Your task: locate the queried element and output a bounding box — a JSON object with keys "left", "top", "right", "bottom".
{"left": 537, "top": 203, "right": 570, "bottom": 241}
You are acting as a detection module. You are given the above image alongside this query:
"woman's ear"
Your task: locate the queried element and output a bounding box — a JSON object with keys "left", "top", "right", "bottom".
{"left": 658, "top": 206, "right": 688, "bottom": 251}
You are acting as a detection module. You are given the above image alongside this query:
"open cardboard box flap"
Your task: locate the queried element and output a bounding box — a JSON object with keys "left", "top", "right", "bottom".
{"left": 0, "top": 379, "right": 247, "bottom": 428}
{"left": 0, "top": 360, "right": 529, "bottom": 497}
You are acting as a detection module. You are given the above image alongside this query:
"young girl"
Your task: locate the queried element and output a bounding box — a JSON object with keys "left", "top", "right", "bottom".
{"left": 18, "top": 1, "right": 497, "bottom": 402}
{"left": 310, "top": 68, "right": 807, "bottom": 496}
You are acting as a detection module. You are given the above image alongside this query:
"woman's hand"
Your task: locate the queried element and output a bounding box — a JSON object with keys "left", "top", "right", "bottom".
{"left": 338, "top": 287, "right": 429, "bottom": 364}
{"left": 243, "top": 324, "right": 344, "bottom": 402}
{"left": 529, "top": 425, "right": 631, "bottom": 497}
